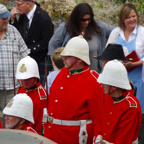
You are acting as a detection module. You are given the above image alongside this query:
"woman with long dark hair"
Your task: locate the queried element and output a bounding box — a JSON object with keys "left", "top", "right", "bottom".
{"left": 48, "top": 3, "right": 115, "bottom": 73}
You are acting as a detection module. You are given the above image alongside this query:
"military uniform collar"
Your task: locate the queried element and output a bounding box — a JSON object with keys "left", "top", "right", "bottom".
{"left": 111, "top": 95, "right": 125, "bottom": 102}
{"left": 25, "top": 82, "right": 40, "bottom": 93}
{"left": 70, "top": 65, "right": 89, "bottom": 75}
{"left": 20, "top": 124, "right": 28, "bottom": 130}
{"left": 111, "top": 90, "right": 128, "bottom": 102}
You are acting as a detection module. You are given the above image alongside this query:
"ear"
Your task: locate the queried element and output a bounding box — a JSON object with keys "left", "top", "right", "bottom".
{"left": 19, "top": 118, "right": 26, "bottom": 125}
{"left": 77, "top": 58, "right": 83, "bottom": 63}
{"left": 26, "top": 1, "right": 30, "bottom": 6}
{"left": 112, "top": 86, "right": 117, "bottom": 91}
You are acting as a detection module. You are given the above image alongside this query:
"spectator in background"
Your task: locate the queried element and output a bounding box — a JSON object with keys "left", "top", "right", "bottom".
{"left": 0, "top": 3, "right": 29, "bottom": 127}
{"left": 10, "top": 0, "right": 54, "bottom": 86}
{"left": 45, "top": 47, "right": 64, "bottom": 94}
{"left": 48, "top": 2, "right": 115, "bottom": 73}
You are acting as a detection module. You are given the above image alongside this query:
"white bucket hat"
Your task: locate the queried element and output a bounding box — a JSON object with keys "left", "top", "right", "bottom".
{"left": 60, "top": 35, "right": 90, "bottom": 65}
{"left": 97, "top": 59, "right": 131, "bottom": 90}
{"left": 3, "top": 93, "right": 34, "bottom": 124}
{"left": 0, "top": 4, "right": 12, "bottom": 18}
{"left": 16, "top": 56, "right": 40, "bottom": 80}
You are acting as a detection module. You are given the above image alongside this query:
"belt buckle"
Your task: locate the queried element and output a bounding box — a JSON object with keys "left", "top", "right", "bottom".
{"left": 101, "top": 141, "right": 106, "bottom": 144}
{"left": 49, "top": 117, "right": 53, "bottom": 124}
{"left": 99, "top": 140, "right": 106, "bottom": 144}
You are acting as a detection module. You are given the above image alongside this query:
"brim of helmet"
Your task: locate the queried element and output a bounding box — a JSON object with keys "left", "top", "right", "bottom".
{"left": 93, "top": 55, "right": 132, "bottom": 61}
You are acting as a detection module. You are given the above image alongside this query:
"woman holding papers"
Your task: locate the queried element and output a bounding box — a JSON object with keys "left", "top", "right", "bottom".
{"left": 106, "top": 3, "right": 144, "bottom": 143}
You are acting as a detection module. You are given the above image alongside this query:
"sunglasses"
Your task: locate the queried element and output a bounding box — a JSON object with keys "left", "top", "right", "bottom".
{"left": 80, "top": 18, "right": 92, "bottom": 22}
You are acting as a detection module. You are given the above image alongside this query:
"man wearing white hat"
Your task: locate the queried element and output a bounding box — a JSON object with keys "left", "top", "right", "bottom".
{"left": 43, "top": 35, "right": 103, "bottom": 144}
{"left": 16, "top": 56, "right": 47, "bottom": 135}
{"left": 3, "top": 93, "right": 37, "bottom": 133}
{"left": 0, "top": 3, "right": 29, "bottom": 126}
{"left": 93, "top": 60, "right": 142, "bottom": 144}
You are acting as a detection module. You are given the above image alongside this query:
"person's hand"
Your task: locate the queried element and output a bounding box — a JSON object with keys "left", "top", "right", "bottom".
{"left": 123, "top": 61, "right": 133, "bottom": 69}
{"left": 124, "top": 60, "right": 143, "bottom": 69}
{"left": 11, "top": 7, "right": 19, "bottom": 23}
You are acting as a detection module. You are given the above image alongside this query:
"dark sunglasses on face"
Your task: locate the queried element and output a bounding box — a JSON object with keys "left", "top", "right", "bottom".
{"left": 80, "top": 18, "right": 92, "bottom": 22}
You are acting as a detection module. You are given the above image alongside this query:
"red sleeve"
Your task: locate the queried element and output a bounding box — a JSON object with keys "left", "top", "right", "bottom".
{"left": 115, "top": 107, "right": 141, "bottom": 144}
{"left": 88, "top": 82, "right": 103, "bottom": 128}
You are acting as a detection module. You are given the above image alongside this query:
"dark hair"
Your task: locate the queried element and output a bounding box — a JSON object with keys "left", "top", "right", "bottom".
{"left": 66, "top": 3, "right": 102, "bottom": 40}
{"left": 118, "top": 3, "right": 139, "bottom": 29}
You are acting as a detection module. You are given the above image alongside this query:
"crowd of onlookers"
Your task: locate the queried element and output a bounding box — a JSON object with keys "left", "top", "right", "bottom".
{"left": 0, "top": 1, "right": 144, "bottom": 144}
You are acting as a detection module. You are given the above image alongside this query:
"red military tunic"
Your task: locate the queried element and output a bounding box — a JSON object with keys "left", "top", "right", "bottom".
{"left": 44, "top": 65, "right": 103, "bottom": 144}
{"left": 93, "top": 90, "right": 142, "bottom": 144}
{"left": 17, "top": 81, "right": 47, "bottom": 134}
{"left": 20, "top": 124, "right": 37, "bottom": 133}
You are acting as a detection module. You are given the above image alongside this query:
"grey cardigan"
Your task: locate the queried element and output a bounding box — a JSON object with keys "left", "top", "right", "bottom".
{"left": 48, "top": 21, "right": 115, "bottom": 72}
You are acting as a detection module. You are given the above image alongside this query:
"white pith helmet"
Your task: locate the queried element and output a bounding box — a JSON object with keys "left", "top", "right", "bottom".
{"left": 60, "top": 35, "right": 90, "bottom": 65}
{"left": 3, "top": 93, "right": 34, "bottom": 124}
{"left": 16, "top": 56, "right": 40, "bottom": 80}
{"left": 97, "top": 60, "right": 131, "bottom": 90}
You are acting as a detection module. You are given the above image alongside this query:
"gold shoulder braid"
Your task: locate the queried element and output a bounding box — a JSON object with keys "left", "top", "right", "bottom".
{"left": 19, "top": 64, "right": 27, "bottom": 73}
{"left": 6, "top": 98, "right": 14, "bottom": 108}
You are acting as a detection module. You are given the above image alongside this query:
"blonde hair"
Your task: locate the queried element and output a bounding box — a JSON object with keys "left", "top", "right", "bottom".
{"left": 52, "top": 47, "right": 64, "bottom": 69}
{"left": 118, "top": 3, "right": 139, "bottom": 29}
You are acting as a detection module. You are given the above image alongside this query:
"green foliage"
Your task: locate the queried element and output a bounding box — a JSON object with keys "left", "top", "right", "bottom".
{"left": 113, "top": 0, "right": 144, "bottom": 15}
{"left": 135, "top": 1, "right": 144, "bottom": 15}
{"left": 97, "top": 2, "right": 103, "bottom": 8}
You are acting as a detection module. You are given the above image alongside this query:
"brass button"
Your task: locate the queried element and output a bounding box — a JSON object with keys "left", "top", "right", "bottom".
{"left": 82, "top": 131, "right": 86, "bottom": 135}
{"left": 51, "top": 113, "right": 53, "bottom": 116}
{"left": 104, "top": 133, "right": 106, "bottom": 136}
{"left": 34, "top": 47, "right": 36, "bottom": 50}
{"left": 60, "top": 87, "right": 63, "bottom": 89}
{"left": 33, "top": 40, "right": 35, "bottom": 43}
{"left": 67, "top": 75, "right": 70, "bottom": 78}
{"left": 113, "top": 101, "right": 116, "bottom": 105}
{"left": 110, "top": 112, "right": 112, "bottom": 115}
{"left": 49, "top": 126, "right": 51, "bottom": 129}
{"left": 107, "top": 122, "right": 109, "bottom": 125}
{"left": 38, "top": 45, "right": 40, "bottom": 47}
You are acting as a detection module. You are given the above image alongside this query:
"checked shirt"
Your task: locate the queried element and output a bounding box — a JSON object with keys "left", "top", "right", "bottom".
{"left": 0, "top": 24, "right": 30, "bottom": 90}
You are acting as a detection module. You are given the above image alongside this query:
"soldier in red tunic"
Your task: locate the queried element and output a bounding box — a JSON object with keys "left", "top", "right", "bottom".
{"left": 93, "top": 60, "right": 142, "bottom": 144}
{"left": 15, "top": 56, "right": 47, "bottom": 134}
{"left": 3, "top": 93, "right": 37, "bottom": 133}
{"left": 43, "top": 35, "right": 103, "bottom": 144}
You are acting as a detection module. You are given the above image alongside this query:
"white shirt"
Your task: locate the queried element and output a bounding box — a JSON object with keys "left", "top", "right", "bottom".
{"left": 106, "top": 25, "right": 144, "bottom": 62}
{"left": 26, "top": 4, "right": 37, "bottom": 28}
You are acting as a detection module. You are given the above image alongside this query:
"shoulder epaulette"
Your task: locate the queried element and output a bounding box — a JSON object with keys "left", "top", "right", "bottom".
{"left": 26, "top": 127, "right": 37, "bottom": 134}
{"left": 90, "top": 70, "right": 99, "bottom": 80}
{"left": 126, "top": 96, "right": 137, "bottom": 108}
{"left": 38, "top": 86, "right": 47, "bottom": 100}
